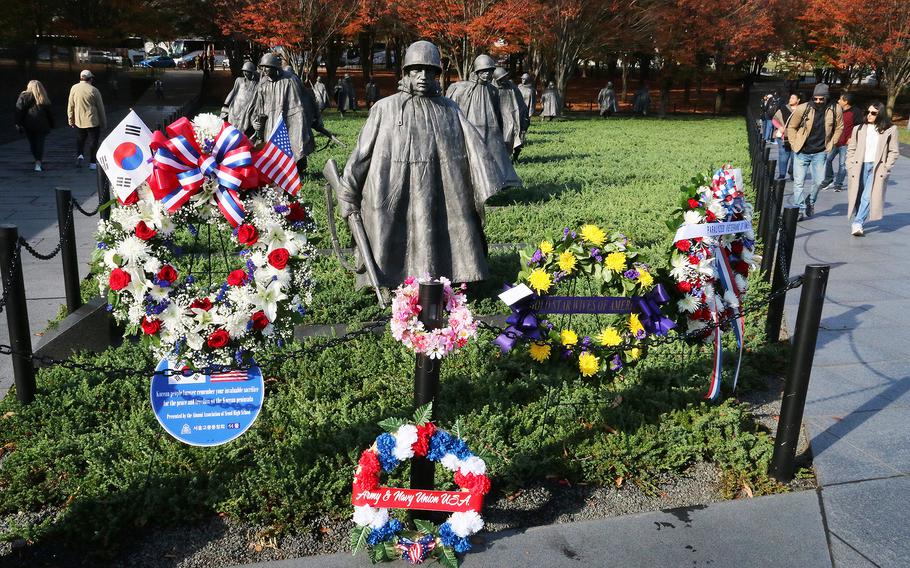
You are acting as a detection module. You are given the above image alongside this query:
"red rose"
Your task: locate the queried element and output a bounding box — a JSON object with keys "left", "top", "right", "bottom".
{"left": 227, "top": 269, "right": 248, "bottom": 287}
{"left": 206, "top": 329, "right": 230, "bottom": 349}
{"left": 734, "top": 261, "right": 750, "bottom": 275}
{"left": 731, "top": 241, "right": 744, "bottom": 254}
{"left": 156, "top": 264, "right": 178, "bottom": 284}
{"left": 109, "top": 267, "right": 131, "bottom": 291}
{"left": 286, "top": 202, "right": 307, "bottom": 222}
{"left": 135, "top": 220, "right": 157, "bottom": 241}
{"left": 412, "top": 422, "right": 437, "bottom": 457}
{"left": 705, "top": 210, "right": 717, "bottom": 222}
{"left": 237, "top": 224, "right": 258, "bottom": 245}
{"left": 268, "top": 248, "right": 290, "bottom": 270}
{"left": 120, "top": 191, "right": 138, "bottom": 206}
{"left": 140, "top": 316, "right": 161, "bottom": 335}
{"left": 676, "top": 240, "right": 692, "bottom": 252}
{"left": 191, "top": 298, "right": 213, "bottom": 311}
{"left": 687, "top": 198, "right": 700, "bottom": 209}
{"left": 688, "top": 255, "right": 700, "bottom": 265}
{"left": 251, "top": 310, "right": 269, "bottom": 330}
{"left": 677, "top": 281, "right": 692, "bottom": 293}
{"left": 454, "top": 472, "right": 492, "bottom": 495}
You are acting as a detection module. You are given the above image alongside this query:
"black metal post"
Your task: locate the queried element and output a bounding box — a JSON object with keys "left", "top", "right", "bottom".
{"left": 97, "top": 167, "right": 111, "bottom": 221}
{"left": 0, "top": 225, "right": 36, "bottom": 404}
{"left": 761, "top": 179, "right": 787, "bottom": 279}
{"left": 55, "top": 189, "right": 81, "bottom": 314}
{"left": 769, "top": 264, "right": 830, "bottom": 482}
{"left": 411, "top": 281, "right": 444, "bottom": 493}
{"left": 765, "top": 206, "right": 800, "bottom": 341}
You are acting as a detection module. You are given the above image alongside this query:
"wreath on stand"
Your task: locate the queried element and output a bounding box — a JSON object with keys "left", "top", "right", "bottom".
{"left": 497, "top": 225, "right": 674, "bottom": 377}
{"left": 668, "top": 165, "right": 755, "bottom": 399}
{"left": 351, "top": 404, "right": 490, "bottom": 566}
{"left": 390, "top": 276, "right": 478, "bottom": 359}
{"left": 91, "top": 114, "right": 316, "bottom": 368}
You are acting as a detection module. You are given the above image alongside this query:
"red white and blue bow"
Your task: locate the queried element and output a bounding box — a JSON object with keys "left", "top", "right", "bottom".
{"left": 148, "top": 117, "right": 259, "bottom": 227}
{"left": 396, "top": 534, "right": 436, "bottom": 564}
{"left": 705, "top": 245, "right": 746, "bottom": 401}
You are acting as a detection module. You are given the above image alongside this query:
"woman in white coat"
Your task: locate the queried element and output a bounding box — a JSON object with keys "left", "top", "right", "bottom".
{"left": 845, "top": 101, "right": 899, "bottom": 236}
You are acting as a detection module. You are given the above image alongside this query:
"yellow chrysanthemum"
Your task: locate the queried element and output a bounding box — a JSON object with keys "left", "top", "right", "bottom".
{"left": 579, "top": 224, "right": 606, "bottom": 247}
{"left": 558, "top": 251, "right": 578, "bottom": 274}
{"left": 598, "top": 327, "right": 622, "bottom": 347}
{"left": 628, "top": 348, "right": 642, "bottom": 361}
{"left": 529, "top": 342, "right": 551, "bottom": 363}
{"left": 605, "top": 252, "right": 627, "bottom": 272}
{"left": 637, "top": 270, "right": 654, "bottom": 288}
{"left": 629, "top": 313, "right": 645, "bottom": 336}
{"left": 539, "top": 240, "right": 554, "bottom": 255}
{"left": 578, "top": 352, "right": 600, "bottom": 377}
{"left": 560, "top": 329, "right": 578, "bottom": 346}
{"left": 528, "top": 268, "right": 551, "bottom": 293}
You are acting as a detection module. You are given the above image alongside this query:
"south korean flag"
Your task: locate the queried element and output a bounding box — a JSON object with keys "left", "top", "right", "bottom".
{"left": 97, "top": 110, "right": 154, "bottom": 203}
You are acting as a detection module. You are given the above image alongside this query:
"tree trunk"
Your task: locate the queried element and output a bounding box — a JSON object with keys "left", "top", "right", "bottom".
{"left": 326, "top": 40, "right": 340, "bottom": 92}
{"left": 886, "top": 89, "right": 898, "bottom": 120}
{"left": 621, "top": 55, "right": 629, "bottom": 103}
{"left": 659, "top": 75, "right": 672, "bottom": 118}
{"left": 683, "top": 78, "right": 691, "bottom": 104}
{"left": 358, "top": 31, "right": 373, "bottom": 81}
{"left": 714, "top": 87, "right": 725, "bottom": 115}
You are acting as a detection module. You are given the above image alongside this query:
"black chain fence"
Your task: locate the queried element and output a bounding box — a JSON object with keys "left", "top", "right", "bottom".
{"left": 73, "top": 199, "right": 101, "bottom": 217}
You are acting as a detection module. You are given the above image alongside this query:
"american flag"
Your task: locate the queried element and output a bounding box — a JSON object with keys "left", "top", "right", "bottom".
{"left": 254, "top": 117, "right": 301, "bottom": 195}
{"left": 209, "top": 370, "right": 249, "bottom": 383}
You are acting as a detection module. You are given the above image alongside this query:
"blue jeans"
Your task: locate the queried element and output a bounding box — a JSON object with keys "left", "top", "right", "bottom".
{"left": 792, "top": 150, "right": 827, "bottom": 213}
{"left": 763, "top": 119, "right": 774, "bottom": 141}
{"left": 832, "top": 145, "right": 848, "bottom": 188}
{"left": 853, "top": 162, "right": 875, "bottom": 225}
{"left": 777, "top": 143, "right": 792, "bottom": 179}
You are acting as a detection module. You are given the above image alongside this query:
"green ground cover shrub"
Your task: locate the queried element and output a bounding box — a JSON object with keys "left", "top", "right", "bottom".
{"left": 3, "top": 114, "right": 788, "bottom": 556}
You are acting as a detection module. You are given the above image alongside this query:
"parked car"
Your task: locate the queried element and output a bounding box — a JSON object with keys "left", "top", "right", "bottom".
{"left": 176, "top": 50, "right": 230, "bottom": 69}
{"left": 137, "top": 56, "right": 176, "bottom": 68}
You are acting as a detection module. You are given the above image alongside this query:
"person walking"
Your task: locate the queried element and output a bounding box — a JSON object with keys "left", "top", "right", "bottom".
{"left": 820, "top": 92, "right": 862, "bottom": 192}
{"left": 15, "top": 80, "right": 54, "bottom": 172}
{"left": 771, "top": 92, "right": 800, "bottom": 180}
{"left": 785, "top": 83, "right": 843, "bottom": 219}
{"left": 845, "top": 101, "right": 899, "bottom": 236}
{"left": 67, "top": 69, "right": 107, "bottom": 170}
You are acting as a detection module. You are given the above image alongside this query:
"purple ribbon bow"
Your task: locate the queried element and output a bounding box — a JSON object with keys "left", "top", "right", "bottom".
{"left": 633, "top": 283, "right": 676, "bottom": 336}
{"left": 494, "top": 284, "right": 543, "bottom": 353}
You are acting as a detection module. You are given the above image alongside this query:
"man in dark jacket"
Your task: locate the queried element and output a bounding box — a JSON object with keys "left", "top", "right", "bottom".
{"left": 821, "top": 91, "right": 861, "bottom": 192}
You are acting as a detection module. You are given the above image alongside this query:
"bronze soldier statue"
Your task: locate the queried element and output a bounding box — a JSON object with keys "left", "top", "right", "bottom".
{"left": 311, "top": 76, "right": 329, "bottom": 111}
{"left": 365, "top": 76, "right": 380, "bottom": 107}
{"left": 446, "top": 54, "right": 521, "bottom": 187}
{"left": 540, "top": 81, "right": 561, "bottom": 121}
{"left": 598, "top": 82, "right": 617, "bottom": 117}
{"left": 246, "top": 53, "right": 307, "bottom": 170}
{"left": 221, "top": 61, "right": 258, "bottom": 132}
{"left": 517, "top": 73, "right": 536, "bottom": 118}
{"left": 493, "top": 67, "right": 529, "bottom": 162}
{"left": 327, "top": 40, "right": 511, "bottom": 290}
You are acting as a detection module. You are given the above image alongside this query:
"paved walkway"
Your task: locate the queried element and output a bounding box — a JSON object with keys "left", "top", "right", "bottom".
{"left": 0, "top": 70, "right": 202, "bottom": 396}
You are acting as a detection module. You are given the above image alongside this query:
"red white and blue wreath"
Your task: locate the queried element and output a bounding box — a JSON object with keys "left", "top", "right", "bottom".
{"left": 351, "top": 404, "right": 489, "bottom": 566}
{"left": 669, "top": 166, "right": 755, "bottom": 400}
{"left": 91, "top": 113, "right": 316, "bottom": 368}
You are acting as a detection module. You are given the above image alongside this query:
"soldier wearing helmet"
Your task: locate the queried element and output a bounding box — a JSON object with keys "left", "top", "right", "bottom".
{"left": 245, "top": 52, "right": 307, "bottom": 169}
{"left": 331, "top": 40, "right": 513, "bottom": 289}
{"left": 445, "top": 54, "right": 521, "bottom": 187}
{"left": 517, "top": 73, "right": 536, "bottom": 118}
{"left": 492, "top": 67, "right": 529, "bottom": 162}
{"left": 220, "top": 60, "right": 259, "bottom": 131}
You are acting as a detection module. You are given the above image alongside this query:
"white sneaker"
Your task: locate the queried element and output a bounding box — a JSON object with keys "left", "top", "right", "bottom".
{"left": 88, "top": 163, "right": 97, "bottom": 171}
{"left": 34, "top": 162, "right": 42, "bottom": 172}
{"left": 76, "top": 155, "right": 84, "bottom": 167}
{"left": 851, "top": 223, "right": 864, "bottom": 236}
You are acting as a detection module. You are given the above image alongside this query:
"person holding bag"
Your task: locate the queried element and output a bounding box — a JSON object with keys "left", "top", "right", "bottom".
{"left": 15, "top": 80, "right": 54, "bottom": 172}
{"left": 845, "top": 101, "right": 899, "bottom": 236}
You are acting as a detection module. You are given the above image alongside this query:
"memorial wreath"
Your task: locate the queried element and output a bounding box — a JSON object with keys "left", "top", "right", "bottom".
{"left": 496, "top": 225, "right": 674, "bottom": 377}
{"left": 390, "top": 276, "right": 478, "bottom": 359}
{"left": 92, "top": 113, "right": 316, "bottom": 368}
{"left": 351, "top": 404, "right": 489, "bottom": 566}
{"left": 668, "top": 165, "right": 755, "bottom": 399}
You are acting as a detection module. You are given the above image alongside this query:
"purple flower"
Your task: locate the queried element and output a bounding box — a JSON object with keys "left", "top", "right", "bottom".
{"left": 528, "top": 248, "right": 544, "bottom": 266}
{"left": 610, "top": 355, "right": 623, "bottom": 372}
{"left": 623, "top": 269, "right": 640, "bottom": 280}
{"left": 96, "top": 242, "right": 107, "bottom": 249}
{"left": 105, "top": 303, "right": 113, "bottom": 312}
{"left": 581, "top": 335, "right": 592, "bottom": 349}
{"left": 273, "top": 204, "right": 290, "bottom": 213}
{"left": 188, "top": 224, "right": 198, "bottom": 237}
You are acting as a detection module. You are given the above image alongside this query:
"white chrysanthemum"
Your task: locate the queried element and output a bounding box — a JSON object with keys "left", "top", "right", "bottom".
{"left": 148, "top": 285, "right": 169, "bottom": 302}
{"left": 698, "top": 258, "right": 717, "bottom": 278}
{"left": 143, "top": 256, "right": 162, "bottom": 275}
{"left": 223, "top": 312, "right": 249, "bottom": 338}
{"left": 128, "top": 304, "right": 143, "bottom": 323}
{"left": 440, "top": 453, "right": 460, "bottom": 472}
{"left": 192, "top": 113, "right": 223, "bottom": 142}
{"left": 117, "top": 236, "right": 149, "bottom": 267}
{"left": 185, "top": 331, "right": 205, "bottom": 351}
{"left": 393, "top": 424, "right": 418, "bottom": 460}
{"left": 448, "top": 510, "right": 484, "bottom": 538}
{"left": 708, "top": 200, "right": 727, "bottom": 220}
{"left": 687, "top": 319, "right": 708, "bottom": 332}
{"left": 677, "top": 295, "right": 699, "bottom": 313}
{"left": 734, "top": 274, "right": 748, "bottom": 292}
{"left": 723, "top": 289, "right": 740, "bottom": 308}
{"left": 670, "top": 254, "right": 690, "bottom": 281}
{"left": 683, "top": 210, "right": 702, "bottom": 225}
{"left": 352, "top": 505, "right": 389, "bottom": 529}
{"left": 457, "top": 456, "right": 486, "bottom": 476}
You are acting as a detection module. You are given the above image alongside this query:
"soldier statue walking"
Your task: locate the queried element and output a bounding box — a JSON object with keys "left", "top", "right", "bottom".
{"left": 221, "top": 61, "right": 259, "bottom": 132}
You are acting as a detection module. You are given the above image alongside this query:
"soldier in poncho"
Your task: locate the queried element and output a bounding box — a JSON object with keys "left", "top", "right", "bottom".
{"left": 540, "top": 81, "right": 561, "bottom": 120}
{"left": 220, "top": 61, "right": 258, "bottom": 132}
{"left": 446, "top": 54, "right": 521, "bottom": 187}
{"left": 246, "top": 53, "right": 307, "bottom": 163}
{"left": 517, "top": 73, "right": 536, "bottom": 117}
{"left": 335, "top": 41, "right": 508, "bottom": 288}
{"left": 365, "top": 76, "right": 380, "bottom": 107}
{"left": 598, "top": 82, "right": 618, "bottom": 117}
{"left": 311, "top": 76, "right": 329, "bottom": 111}
{"left": 493, "top": 67, "right": 528, "bottom": 162}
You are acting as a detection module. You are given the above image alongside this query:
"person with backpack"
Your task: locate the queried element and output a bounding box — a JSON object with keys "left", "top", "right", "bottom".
{"left": 820, "top": 91, "right": 862, "bottom": 192}
{"left": 785, "top": 83, "right": 843, "bottom": 219}
{"left": 15, "top": 80, "right": 54, "bottom": 172}
{"left": 845, "top": 101, "right": 899, "bottom": 236}
{"left": 771, "top": 92, "right": 800, "bottom": 180}
{"left": 762, "top": 91, "right": 781, "bottom": 141}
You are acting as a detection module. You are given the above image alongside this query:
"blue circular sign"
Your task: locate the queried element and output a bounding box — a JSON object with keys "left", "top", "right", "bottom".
{"left": 150, "top": 358, "right": 264, "bottom": 446}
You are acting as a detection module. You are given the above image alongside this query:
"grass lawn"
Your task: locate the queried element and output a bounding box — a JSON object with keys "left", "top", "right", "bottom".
{"left": 900, "top": 126, "right": 910, "bottom": 146}
{"left": 0, "top": 114, "right": 794, "bottom": 557}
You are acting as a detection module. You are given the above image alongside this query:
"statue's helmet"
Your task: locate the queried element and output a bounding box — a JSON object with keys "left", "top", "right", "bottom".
{"left": 473, "top": 54, "right": 496, "bottom": 73}
{"left": 241, "top": 61, "right": 256, "bottom": 74}
{"left": 521, "top": 73, "right": 531, "bottom": 81}
{"left": 493, "top": 67, "right": 509, "bottom": 81}
{"left": 258, "top": 53, "right": 281, "bottom": 69}
{"left": 402, "top": 40, "right": 442, "bottom": 73}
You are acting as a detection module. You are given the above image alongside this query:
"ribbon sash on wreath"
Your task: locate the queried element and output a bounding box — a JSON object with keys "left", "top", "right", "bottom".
{"left": 148, "top": 117, "right": 260, "bottom": 227}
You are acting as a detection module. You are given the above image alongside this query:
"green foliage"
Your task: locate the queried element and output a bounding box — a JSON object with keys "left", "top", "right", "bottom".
{"left": 0, "top": 116, "right": 791, "bottom": 558}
